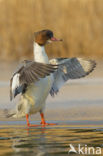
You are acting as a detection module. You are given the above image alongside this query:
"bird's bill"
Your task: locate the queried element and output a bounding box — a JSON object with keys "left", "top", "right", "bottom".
{"left": 50, "top": 37, "right": 63, "bottom": 41}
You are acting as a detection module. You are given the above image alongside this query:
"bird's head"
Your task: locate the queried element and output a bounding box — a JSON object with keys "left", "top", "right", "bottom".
{"left": 34, "top": 29, "right": 62, "bottom": 46}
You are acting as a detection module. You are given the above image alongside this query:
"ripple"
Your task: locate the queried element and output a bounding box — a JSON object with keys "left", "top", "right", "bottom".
{"left": 0, "top": 125, "right": 103, "bottom": 155}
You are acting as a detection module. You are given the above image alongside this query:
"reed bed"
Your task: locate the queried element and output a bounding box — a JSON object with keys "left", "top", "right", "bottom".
{"left": 0, "top": 0, "right": 103, "bottom": 61}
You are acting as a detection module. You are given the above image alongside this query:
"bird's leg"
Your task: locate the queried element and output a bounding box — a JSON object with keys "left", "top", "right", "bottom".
{"left": 40, "top": 112, "right": 46, "bottom": 125}
{"left": 40, "top": 112, "right": 57, "bottom": 126}
{"left": 26, "top": 114, "right": 39, "bottom": 127}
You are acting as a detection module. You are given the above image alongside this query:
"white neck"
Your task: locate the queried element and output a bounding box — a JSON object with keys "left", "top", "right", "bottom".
{"left": 33, "top": 42, "right": 49, "bottom": 63}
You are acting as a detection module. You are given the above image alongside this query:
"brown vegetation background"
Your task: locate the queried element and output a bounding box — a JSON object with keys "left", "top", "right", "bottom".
{"left": 0, "top": 0, "right": 103, "bottom": 61}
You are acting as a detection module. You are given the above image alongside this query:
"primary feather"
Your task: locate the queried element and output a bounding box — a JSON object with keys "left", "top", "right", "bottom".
{"left": 49, "top": 57, "right": 96, "bottom": 96}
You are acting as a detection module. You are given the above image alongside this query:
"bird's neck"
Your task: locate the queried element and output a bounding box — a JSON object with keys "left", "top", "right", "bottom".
{"left": 33, "top": 42, "right": 49, "bottom": 63}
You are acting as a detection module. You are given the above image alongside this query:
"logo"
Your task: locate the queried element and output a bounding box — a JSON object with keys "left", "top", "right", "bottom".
{"left": 68, "top": 144, "right": 101, "bottom": 155}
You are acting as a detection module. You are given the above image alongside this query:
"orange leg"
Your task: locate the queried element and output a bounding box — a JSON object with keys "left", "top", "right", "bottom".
{"left": 40, "top": 113, "right": 57, "bottom": 126}
{"left": 40, "top": 113, "right": 46, "bottom": 125}
{"left": 26, "top": 114, "right": 39, "bottom": 127}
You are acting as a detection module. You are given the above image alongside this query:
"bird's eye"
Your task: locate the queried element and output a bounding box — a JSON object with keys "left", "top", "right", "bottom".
{"left": 47, "top": 31, "right": 53, "bottom": 38}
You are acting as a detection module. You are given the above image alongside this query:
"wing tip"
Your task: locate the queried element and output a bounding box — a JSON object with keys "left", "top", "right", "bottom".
{"left": 86, "top": 59, "right": 96, "bottom": 75}
{"left": 77, "top": 58, "right": 96, "bottom": 77}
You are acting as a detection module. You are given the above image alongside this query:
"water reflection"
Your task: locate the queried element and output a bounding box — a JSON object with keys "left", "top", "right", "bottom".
{"left": 11, "top": 126, "right": 70, "bottom": 156}
{"left": 12, "top": 128, "right": 48, "bottom": 155}
{"left": 0, "top": 125, "right": 103, "bottom": 156}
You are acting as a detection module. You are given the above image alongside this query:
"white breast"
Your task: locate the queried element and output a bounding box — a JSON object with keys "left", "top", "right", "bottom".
{"left": 24, "top": 74, "right": 53, "bottom": 113}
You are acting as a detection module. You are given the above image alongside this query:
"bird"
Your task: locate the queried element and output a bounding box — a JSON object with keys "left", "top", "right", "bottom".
{"left": 9, "top": 29, "right": 96, "bottom": 127}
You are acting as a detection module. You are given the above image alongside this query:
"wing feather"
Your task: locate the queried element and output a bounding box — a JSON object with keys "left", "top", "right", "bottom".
{"left": 10, "top": 60, "right": 58, "bottom": 100}
{"left": 49, "top": 57, "right": 96, "bottom": 96}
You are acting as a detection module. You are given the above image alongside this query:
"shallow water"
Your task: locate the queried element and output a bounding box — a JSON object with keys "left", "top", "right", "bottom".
{"left": 0, "top": 123, "right": 103, "bottom": 156}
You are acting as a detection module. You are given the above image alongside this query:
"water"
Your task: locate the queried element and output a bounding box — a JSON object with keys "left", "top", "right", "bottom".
{"left": 0, "top": 122, "right": 103, "bottom": 156}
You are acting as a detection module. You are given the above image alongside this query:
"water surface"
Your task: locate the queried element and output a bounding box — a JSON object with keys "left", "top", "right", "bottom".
{"left": 1, "top": 123, "right": 103, "bottom": 156}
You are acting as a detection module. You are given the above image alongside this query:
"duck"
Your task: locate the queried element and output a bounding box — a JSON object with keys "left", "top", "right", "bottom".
{"left": 9, "top": 29, "right": 96, "bottom": 127}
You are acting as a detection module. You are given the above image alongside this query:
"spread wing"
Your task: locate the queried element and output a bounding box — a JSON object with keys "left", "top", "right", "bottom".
{"left": 10, "top": 60, "right": 57, "bottom": 101}
{"left": 49, "top": 57, "right": 96, "bottom": 96}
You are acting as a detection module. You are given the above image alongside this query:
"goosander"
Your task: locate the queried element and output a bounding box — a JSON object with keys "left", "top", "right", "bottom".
{"left": 9, "top": 29, "right": 96, "bottom": 127}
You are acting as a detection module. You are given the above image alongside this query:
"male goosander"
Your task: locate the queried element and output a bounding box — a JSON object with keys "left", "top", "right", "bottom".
{"left": 9, "top": 29, "right": 96, "bottom": 127}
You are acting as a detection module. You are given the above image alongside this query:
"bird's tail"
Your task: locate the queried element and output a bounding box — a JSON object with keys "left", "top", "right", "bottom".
{"left": 4, "top": 109, "right": 17, "bottom": 118}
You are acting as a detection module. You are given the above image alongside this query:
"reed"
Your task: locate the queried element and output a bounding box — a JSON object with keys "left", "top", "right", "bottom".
{"left": 0, "top": 0, "right": 103, "bottom": 61}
